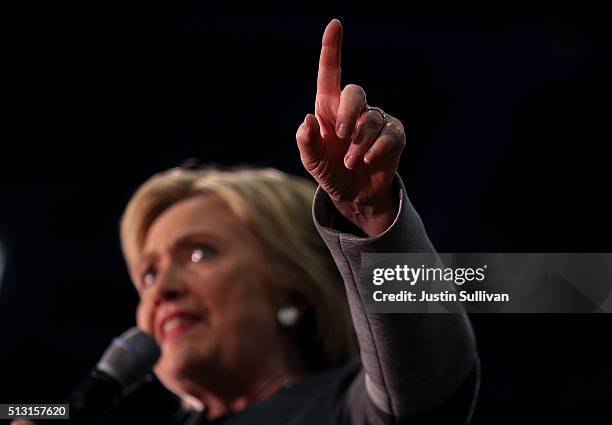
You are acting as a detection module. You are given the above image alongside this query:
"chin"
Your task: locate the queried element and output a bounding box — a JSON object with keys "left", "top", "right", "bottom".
{"left": 156, "top": 341, "right": 215, "bottom": 386}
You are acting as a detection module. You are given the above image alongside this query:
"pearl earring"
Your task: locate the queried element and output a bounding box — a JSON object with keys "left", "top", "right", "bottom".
{"left": 277, "top": 306, "right": 299, "bottom": 327}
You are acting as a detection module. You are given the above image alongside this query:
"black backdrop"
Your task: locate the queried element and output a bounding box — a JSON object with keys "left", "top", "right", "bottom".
{"left": 1, "top": 6, "right": 611, "bottom": 424}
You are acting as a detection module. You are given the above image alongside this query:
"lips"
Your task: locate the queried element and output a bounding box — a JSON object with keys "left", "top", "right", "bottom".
{"left": 157, "top": 310, "right": 202, "bottom": 343}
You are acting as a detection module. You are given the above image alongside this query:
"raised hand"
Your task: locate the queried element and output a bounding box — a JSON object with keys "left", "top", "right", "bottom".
{"left": 296, "top": 19, "right": 407, "bottom": 236}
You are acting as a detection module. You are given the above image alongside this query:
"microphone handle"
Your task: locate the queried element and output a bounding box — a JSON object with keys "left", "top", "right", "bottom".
{"left": 34, "top": 369, "right": 122, "bottom": 425}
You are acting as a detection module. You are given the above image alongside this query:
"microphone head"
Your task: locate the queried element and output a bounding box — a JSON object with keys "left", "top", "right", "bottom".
{"left": 96, "top": 327, "right": 160, "bottom": 389}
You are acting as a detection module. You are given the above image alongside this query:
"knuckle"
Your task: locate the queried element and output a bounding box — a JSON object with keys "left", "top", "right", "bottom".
{"left": 344, "top": 83, "right": 366, "bottom": 99}
{"left": 386, "top": 121, "right": 406, "bottom": 141}
{"left": 315, "top": 98, "right": 326, "bottom": 113}
{"left": 366, "top": 110, "right": 385, "bottom": 127}
{"left": 363, "top": 116, "right": 381, "bottom": 131}
{"left": 296, "top": 130, "right": 306, "bottom": 144}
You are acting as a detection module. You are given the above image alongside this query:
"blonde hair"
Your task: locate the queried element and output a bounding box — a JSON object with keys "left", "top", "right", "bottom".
{"left": 120, "top": 166, "right": 357, "bottom": 371}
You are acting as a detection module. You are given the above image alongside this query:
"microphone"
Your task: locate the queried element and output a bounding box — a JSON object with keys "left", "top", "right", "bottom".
{"left": 36, "top": 327, "right": 160, "bottom": 424}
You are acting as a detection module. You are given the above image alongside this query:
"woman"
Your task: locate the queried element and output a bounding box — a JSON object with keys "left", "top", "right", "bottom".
{"left": 14, "top": 19, "right": 478, "bottom": 425}
{"left": 126, "top": 19, "right": 478, "bottom": 424}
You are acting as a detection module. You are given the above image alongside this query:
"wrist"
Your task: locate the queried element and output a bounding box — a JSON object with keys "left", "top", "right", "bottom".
{"left": 331, "top": 192, "right": 398, "bottom": 237}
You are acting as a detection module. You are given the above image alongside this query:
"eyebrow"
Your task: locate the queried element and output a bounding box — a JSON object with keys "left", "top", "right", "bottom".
{"left": 138, "top": 231, "right": 221, "bottom": 272}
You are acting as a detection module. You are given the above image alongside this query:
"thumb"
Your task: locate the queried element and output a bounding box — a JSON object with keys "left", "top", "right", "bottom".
{"left": 296, "top": 114, "right": 324, "bottom": 173}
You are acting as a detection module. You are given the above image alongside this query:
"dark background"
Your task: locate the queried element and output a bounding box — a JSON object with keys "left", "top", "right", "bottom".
{"left": 1, "top": 6, "right": 611, "bottom": 424}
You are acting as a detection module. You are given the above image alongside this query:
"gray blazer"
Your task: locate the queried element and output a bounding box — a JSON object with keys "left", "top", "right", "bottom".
{"left": 313, "top": 174, "right": 480, "bottom": 424}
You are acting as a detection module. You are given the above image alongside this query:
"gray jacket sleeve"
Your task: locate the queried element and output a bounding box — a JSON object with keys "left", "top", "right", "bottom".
{"left": 312, "top": 174, "right": 479, "bottom": 425}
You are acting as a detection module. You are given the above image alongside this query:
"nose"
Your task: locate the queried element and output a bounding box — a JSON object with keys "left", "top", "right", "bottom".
{"left": 152, "top": 262, "right": 188, "bottom": 304}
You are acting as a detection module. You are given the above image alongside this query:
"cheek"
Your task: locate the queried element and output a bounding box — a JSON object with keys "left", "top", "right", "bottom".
{"left": 218, "top": 273, "right": 276, "bottom": 330}
{"left": 136, "top": 300, "right": 153, "bottom": 334}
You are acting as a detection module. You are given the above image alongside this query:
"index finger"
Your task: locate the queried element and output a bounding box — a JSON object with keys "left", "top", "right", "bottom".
{"left": 316, "top": 19, "right": 343, "bottom": 97}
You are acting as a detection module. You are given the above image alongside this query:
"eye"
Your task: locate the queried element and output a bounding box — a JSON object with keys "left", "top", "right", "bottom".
{"left": 190, "top": 245, "right": 217, "bottom": 263}
{"left": 141, "top": 267, "right": 157, "bottom": 289}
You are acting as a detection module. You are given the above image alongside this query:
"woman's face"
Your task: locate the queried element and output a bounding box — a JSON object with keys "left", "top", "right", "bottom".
{"left": 135, "top": 195, "right": 286, "bottom": 396}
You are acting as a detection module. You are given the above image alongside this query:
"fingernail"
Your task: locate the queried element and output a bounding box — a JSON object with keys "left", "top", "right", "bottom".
{"left": 344, "top": 154, "right": 353, "bottom": 169}
{"left": 364, "top": 151, "right": 373, "bottom": 164}
{"left": 337, "top": 123, "right": 349, "bottom": 140}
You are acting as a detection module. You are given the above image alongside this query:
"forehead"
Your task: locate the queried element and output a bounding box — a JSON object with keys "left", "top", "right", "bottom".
{"left": 143, "top": 194, "right": 248, "bottom": 252}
